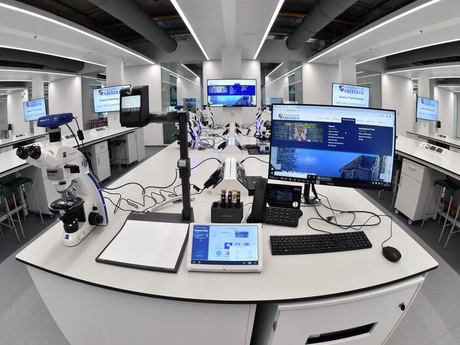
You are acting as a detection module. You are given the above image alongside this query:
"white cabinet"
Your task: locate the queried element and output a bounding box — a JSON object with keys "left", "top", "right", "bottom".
{"left": 394, "top": 159, "right": 443, "bottom": 223}
{"left": 22, "top": 166, "right": 60, "bottom": 216}
{"left": 110, "top": 129, "right": 146, "bottom": 166}
{"left": 135, "top": 128, "right": 146, "bottom": 161}
{"left": 87, "top": 141, "right": 110, "bottom": 182}
{"left": 252, "top": 276, "right": 424, "bottom": 345}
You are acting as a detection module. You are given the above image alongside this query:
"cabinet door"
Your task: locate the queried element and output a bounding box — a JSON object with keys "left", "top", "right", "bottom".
{"left": 394, "top": 173, "right": 422, "bottom": 221}
{"left": 96, "top": 152, "right": 111, "bottom": 181}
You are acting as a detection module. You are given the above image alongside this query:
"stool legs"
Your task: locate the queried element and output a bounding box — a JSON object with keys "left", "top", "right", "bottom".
{"left": 10, "top": 191, "right": 25, "bottom": 239}
{"left": 421, "top": 184, "right": 440, "bottom": 228}
{"left": 29, "top": 183, "right": 44, "bottom": 224}
{"left": 1, "top": 194, "right": 21, "bottom": 243}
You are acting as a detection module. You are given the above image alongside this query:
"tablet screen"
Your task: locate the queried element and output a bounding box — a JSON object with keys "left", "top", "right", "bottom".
{"left": 187, "top": 223, "right": 262, "bottom": 272}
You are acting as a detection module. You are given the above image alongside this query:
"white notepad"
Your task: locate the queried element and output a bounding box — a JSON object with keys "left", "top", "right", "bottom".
{"left": 96, "top": 220, "right": 189, "bottom": 273}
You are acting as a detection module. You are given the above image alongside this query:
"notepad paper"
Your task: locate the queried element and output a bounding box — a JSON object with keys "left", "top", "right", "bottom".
{"left": 97, "top": 220, "right": 189, "bottom": 272}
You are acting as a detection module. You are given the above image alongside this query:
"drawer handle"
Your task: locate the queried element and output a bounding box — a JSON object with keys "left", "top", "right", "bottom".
{"left": 408, "top": 166, "right": 416, "bottom": 171}
{"left": 399, "top": 302, "right": 406, "bottom": 311}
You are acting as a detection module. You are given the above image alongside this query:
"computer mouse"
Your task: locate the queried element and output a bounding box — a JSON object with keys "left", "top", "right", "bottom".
{"left": 382, "top": 246, "right": 402, "bottom": 262}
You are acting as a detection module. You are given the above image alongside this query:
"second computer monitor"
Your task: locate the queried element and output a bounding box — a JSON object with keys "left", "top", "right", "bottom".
{"left": 269, "top": 104, "right": 396, "bottom": 191}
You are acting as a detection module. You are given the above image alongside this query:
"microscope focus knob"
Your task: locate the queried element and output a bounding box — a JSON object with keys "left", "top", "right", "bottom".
{"left": 88, "top": 212, "right": 104, "bottom": 225}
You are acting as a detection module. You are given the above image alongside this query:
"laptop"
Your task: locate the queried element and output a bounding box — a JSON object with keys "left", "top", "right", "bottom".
{"left": 187, "top": 223, "right": 263, "bottom": 272}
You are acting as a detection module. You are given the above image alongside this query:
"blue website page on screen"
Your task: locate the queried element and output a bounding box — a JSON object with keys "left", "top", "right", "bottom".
{"left": 269, "top": 104, "right": 396, "bottom": 189}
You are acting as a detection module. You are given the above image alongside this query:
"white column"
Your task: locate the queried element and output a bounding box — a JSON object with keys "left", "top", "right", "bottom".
{"left": 338, "top": 56, "right": 356, "bottom": 84}
{"left": 106, "top": 58, "right": 125, "bottom": 128}
{"left": 32, "top": 76, "right": 46, "bottom": 134}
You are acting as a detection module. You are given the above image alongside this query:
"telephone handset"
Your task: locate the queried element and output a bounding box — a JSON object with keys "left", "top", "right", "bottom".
{"left": 247, "top": 178, "right": 268, "bottom": 223}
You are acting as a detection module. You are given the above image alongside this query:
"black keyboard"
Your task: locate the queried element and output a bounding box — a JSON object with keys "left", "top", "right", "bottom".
{"left": 270, "top": 231, "right": 372, "bottom": 255}
{"left": 265, "top": 207, "right": 302, "bottom": 227}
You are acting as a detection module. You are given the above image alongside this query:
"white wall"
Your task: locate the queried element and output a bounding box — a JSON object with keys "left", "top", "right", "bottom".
{"left": 48, "top": 77, "right": 83, "bottom": 136}
{"left": 7, "top": 89, "right": 29, "bottom": 136}
{"left": 203, "top": 60, "right": 261, "bottom": 125}
{"left": 0, "top": 99, "right": 9, "bottom": 137}
{"left": 302, "top": 63, "right": 338, "bottom": 105}
{"left": 381, "top": 74, "right": 414, "bottom": 136}
{"left": 124, "top": 64, "right": 163, "bottom": 145}
{"left": 434, "top": 87, "right": 455, "bottom": 136}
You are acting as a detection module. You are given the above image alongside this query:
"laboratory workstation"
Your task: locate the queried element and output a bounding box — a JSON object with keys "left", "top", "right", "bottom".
{"left": 2, "top": 1, "right": 460, "bottom": 345}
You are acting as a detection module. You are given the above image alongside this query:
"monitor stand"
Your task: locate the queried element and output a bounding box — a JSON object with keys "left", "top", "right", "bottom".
{"left": 303, "top": 183, "right": 320, "bottom": 206}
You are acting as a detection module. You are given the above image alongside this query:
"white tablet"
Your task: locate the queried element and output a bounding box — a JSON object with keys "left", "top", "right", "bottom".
{"left": 187, "top": 223, "right": 263, "bottom": 272}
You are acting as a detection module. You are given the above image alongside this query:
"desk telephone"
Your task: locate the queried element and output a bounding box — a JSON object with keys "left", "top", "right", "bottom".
{"left": 248, "top": 178, "right": 302, "bottom": 227}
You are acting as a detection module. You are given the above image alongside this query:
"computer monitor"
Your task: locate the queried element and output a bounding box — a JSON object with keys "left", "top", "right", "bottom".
{"left": 23, "top": 98, "right": 47, "bottom": 122}
{"left": 207, "top": 79, "right": 257, "bottom": 107}
{"left": 331, "top": 83, "right": 370, "bottom": 108}
{"left": 93, "top": 84, "right": 131, "bottom": 113}
{"left": 415, "top": 96, "right": 438, "bottom": 121}
{"left": 119, "top": 85, "right": 149, "bottom": 127}
{"left": 269, "top": 104, "right": 396, "bottom": 197}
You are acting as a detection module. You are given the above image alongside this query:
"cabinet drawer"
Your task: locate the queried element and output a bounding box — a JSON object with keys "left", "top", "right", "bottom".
{"left": 92, "top": 141, "right": 108, "bottom": 155}
{"left": 401, "top": 160, "right": 425, "bottom": 182}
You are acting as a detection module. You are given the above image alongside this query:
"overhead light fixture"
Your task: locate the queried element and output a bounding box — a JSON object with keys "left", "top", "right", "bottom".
{"left": 308, "top": 0, "right": 442, "bottom": 63}
{"left": 356, "top": 73, "right": 381, "bottom": 79}
{"left": 0, "top": 3, "right": 155, "bottom": 65}
{"left": 266, "top": 63, "right": 284, "bottom": 78}
{"left": 265, "top": 65, "right": 301, "bottom": 87}
{"left": 171, "top": 0, "right": 209, "bottom": 60}
{"left": 161, "top": 66, "right": 201, "bottom": 87}
{"left": 386, "top": 64, "right": 460, "bottom": 75}
{"left": 181, "top": 64, "right": 200, "bottom": 79}
{"left": 0, "top": 68, "right": 76, "bottom": 77}
{"left": 254, "top": 0, "right": 285, "bottom": 60}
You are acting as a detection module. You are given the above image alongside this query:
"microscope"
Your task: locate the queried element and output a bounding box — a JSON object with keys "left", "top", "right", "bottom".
{"left": 16, "top": 113, "right": 108, "bottom": 247}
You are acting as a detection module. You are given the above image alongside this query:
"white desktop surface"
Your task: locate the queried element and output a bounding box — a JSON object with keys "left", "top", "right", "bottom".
{"left": 16, "top": 143, "right": 438, "bottom": 303}
{"left": 0, "top": 132, "right": 46, "bottom": 149}
{"left": 396, "top": 135, "right": 460, "bottom": 179}
{"left": 406, "top": 130, "right": 460, "bottom": 150}
{"left": 0, "top": 148, "right": 29, "bottom": 179}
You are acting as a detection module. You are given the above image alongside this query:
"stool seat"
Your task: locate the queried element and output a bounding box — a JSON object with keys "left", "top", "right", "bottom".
{"left": 432, "top": 179, "right": 460, "bottom": 195}
{"left": 4, "top": 177, "right": 33, "bottom": 190}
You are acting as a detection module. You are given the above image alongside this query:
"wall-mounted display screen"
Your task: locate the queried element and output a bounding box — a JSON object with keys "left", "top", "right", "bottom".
{"left": 416, "top": 96, "right": 439, "bottom": 121}
{"left": 93, "top": 84, "right": 131, "bottom": 113}
{"left": 207, "top": 79, "right": 257, "bottom": 107}
{"left": 23, "top": 98, "right": 47, "bottom": 122}
{"left": 331, "top": 83, "right": 370, "bottom": 108}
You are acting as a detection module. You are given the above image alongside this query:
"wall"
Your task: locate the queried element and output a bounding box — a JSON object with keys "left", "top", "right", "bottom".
{"left": 7, "top": 89, "right": 29, "bottom": 136}
{"left": 302, "top": 63, "right": 338, "bottom": 105}
{"left": 434, "top": 87, "right": 455, "bottom": 136}
{"left": 48, "top": 77, "right": 83, "bottom": 136}
{"left": 381, "top": 74, "right": 414, "bottom": 136}
{"left": 203, "top": 60, "right": 261, "bottom": 125}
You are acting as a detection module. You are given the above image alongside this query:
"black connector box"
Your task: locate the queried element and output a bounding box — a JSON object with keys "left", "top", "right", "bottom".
{"left": 211, "top": 201, "right": 244, "bottom": 223}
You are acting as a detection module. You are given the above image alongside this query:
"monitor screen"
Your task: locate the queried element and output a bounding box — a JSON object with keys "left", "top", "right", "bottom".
{"left": 23, "top": 98, "right": 47, "bottom": 122}
{"left": 416, "top": 96, "right": 438, "bottom": 121}
{"left": 269, "top": 104, "right": 396, "bottom": 191}
{"left": 93, "top": 84, "right": 131, "bottom": 113}
{"left": 121, "top": 95, "right": 141, "bottom": 112}
{"left": 207, "top": 79, "right": 257, "bottom": 107}
{"left": 331, "top": 83, "right": 370, "bottom": 108}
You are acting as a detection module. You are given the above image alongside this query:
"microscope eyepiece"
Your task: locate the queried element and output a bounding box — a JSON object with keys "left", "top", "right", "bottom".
{"left": 16, "top": 146, "right": 29, "bottom": 160}
{"left": 28, "top": 145, "right": 42, "bottom": 160}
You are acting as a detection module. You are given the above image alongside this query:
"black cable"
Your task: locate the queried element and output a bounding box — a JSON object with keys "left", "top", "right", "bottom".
{"left": 240, "top": 155, "right": 269, "bottom": 164}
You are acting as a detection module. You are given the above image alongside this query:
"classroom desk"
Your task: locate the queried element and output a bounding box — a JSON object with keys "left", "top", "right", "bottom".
{"left": 396, "top": 135, "right": 460, "bottom": 180}
{"left": 406, "top": 130, "right": 460, "bottom": 151}
{"left": 16, "top": 143, "right": 437, "bottom": 345}
{"left": 0, "top": 132, "right": 47, "bottom": 152}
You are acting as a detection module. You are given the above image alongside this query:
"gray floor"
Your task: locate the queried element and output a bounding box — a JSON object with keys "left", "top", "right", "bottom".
{"left": 1, "top": 150, "right": 460, "bottom": 344}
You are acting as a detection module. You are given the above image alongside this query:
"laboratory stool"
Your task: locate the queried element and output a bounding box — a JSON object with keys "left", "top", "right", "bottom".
{"left": 109, "top": 139, "right": 125, "bottom": 172}
{"left": 0, "top": 188, "right": 21, "bottom": 242}
{"left": 421, "top": 179, "right": 460, "bottom": 245}
{"left": 3, "top": 176, "right": 44, "bottom": 238}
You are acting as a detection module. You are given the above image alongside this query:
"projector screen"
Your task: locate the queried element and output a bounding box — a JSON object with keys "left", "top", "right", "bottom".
{"left": 331, "top": 83, "right": 370, "bottom": 108}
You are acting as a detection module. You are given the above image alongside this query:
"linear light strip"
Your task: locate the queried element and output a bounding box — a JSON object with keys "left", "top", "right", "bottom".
{"left": 0, "top": 2, "right": 155, "bottom": 65}
{"left": 308, "top": 0, "right": 442, "bottom": 63}
{"left": 266, "top": 63, "right": 284, "bottom": 78}
{"left": 0, "top": 68, "right": 76, "bottom": 77}
{"left": 161, "top": 66, "right": 202, "bottom": 87}
{"left": 171, "top": 0, "right": 209, "bottom": 60}
{"left": 181, "top": 64, "right": 200, "bottom": 79}
{"left": 386, "top": 63, "right": 460, "bottom": 74}
{"left": 254, "top": 0, "right": 285, "bottom": 60}
{"left": 265, "top": 65, "right": 301, "bottom": 87}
